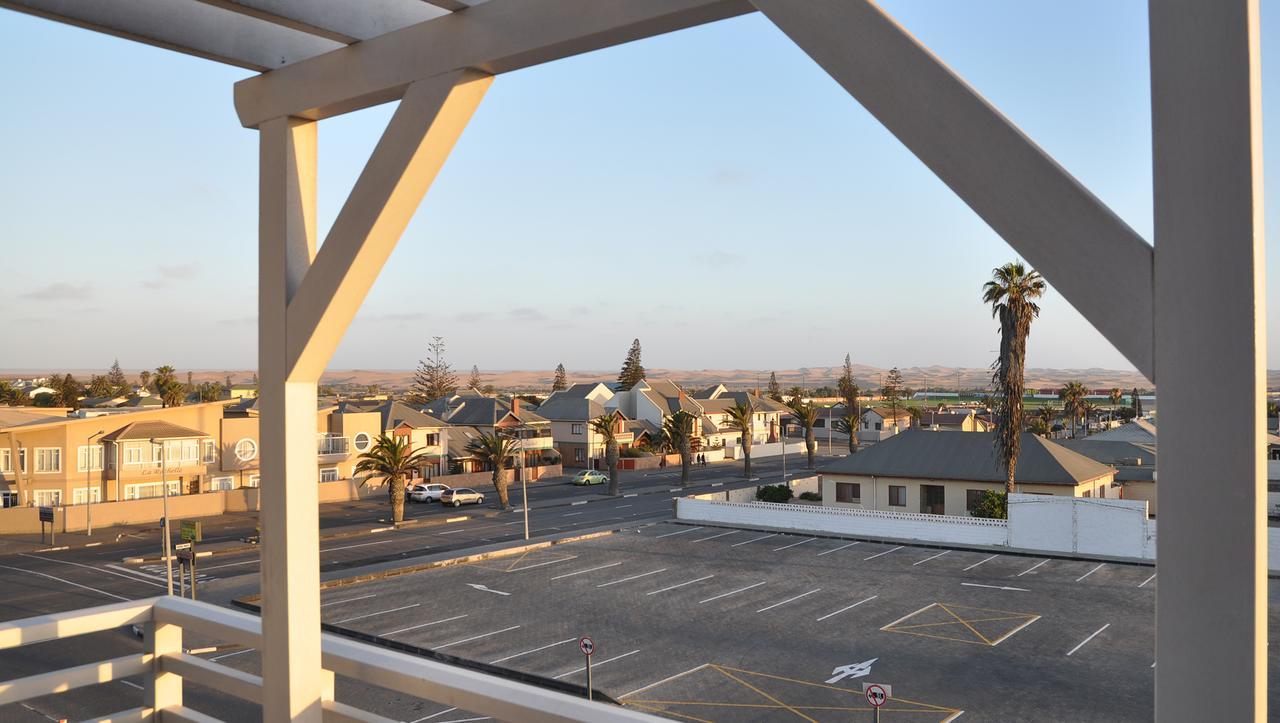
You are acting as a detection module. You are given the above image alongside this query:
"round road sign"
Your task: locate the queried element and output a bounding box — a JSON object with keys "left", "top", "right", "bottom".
{"left": 579, "top": 636, "right": 595, "bottom": 657}
{"left": 865, "top": 684, "right": 888, "bottom": 708}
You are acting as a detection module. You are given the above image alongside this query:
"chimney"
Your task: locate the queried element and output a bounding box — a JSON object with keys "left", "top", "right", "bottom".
{"left": 511, "top": 397, "right": 520, "bottom": 415}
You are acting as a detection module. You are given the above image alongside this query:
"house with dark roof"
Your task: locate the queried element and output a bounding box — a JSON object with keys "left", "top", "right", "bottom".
{"left": 1060, "top": 438, "right": 1157, "bottom": 515}
{"left": 820, "top": 429, "right": 1117, "bottom": 516}
{"left": 430, "top": 396, "right": 555, "bottom": 469}
{"left": 918, "top": 410, "right": 991, "bottom": 433}
{"left": 536, "top": 383, "right": 633, "bottom": 467}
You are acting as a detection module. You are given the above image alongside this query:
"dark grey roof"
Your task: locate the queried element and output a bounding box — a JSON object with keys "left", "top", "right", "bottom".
{"left": 1058, "top": 439, "right": 1156, "bottom": 468}
{"left": 1088, "top": 418, "right": 1157, "bottom": 443}
{"left": 338, "top": 400, "right": 446, "bottom": 430}
{"left": 820, "top": 429, "right": 1114, "bottom": 486}
{"left": 535, "top": 392, "right": 607, "bottom": 422}
{"left": 445, "top": 397, "right": 548, "bottom": 427}
{"left": 640, "top": 380, "right": 703, "bottom": 415}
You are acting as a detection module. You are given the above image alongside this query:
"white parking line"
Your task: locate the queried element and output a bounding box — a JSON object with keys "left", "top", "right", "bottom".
{"left": 511, "top": 555, "right": 578, "bottom": 571}
{"left": 913, "top": 550, "right": 951, "bottom": 566}
{"left": 598, "top": 569, "right": 667, "bottom": 587}
{"left": 552, "top": 649, "right": 640, "bottom": 680}
{"left": 772, "top": 538, "right": 815, "bottom": 552}
{"left": 756, "top": 589, "right": 821, "bottom": 613}
{"left": 321, "top": 594, "right": 377, "bottom": 607}
{"left": 385, "top": 614, "right": 468, "bottom": 636}
{"left": 1016, "top": 559, "right": 1048, "bottom": 577}
{"left": 200, "top": 558, "right": 262, "bottom": 571}
{"left": 1138, "top": 573, "right": 1157, "bottom": 588}
{"left": 550, "top": 562, "right": 623, "bottom": 580}
{"left": 655, "top": 527, "right": 701, "bottom": 539}
{"left": 437, "top": 625, "right": 521, "bottom": 650}
{"left": 210, "top": 648, "right": 255, "bottom": 662}
{"left": 24, "top": 555, "right": 167, "bottom": 589}
{"left": 334, "top": 603, "right": 420, "bottom": 624}
{"left": 693, "top": 530, "right": 738, "bottom": 543}
{"left": 815, "top": 595, "right": 878, "bottom": 622}
{"left": 410, "top": 707, "right": 457, "bottom": 722}
{"left": 1075, "top": 563, "right": 1105, "bottom": 582}
{"left": 321, "top": 538, "right": 405, "bottom": 553}
{"left": 730, "top": 533, "right": 778, "bottom": 548}
{"left": 0, "top": 564, "right": 129, "bottom": 602}
{"left": 816, "top": 541, "right": 860, "bottom": 556}
{"left": 699, "top": 581, "right": 767, "bottom": 604}
{"left": 1066, "top": 623, "right": 1110, "bottom": 656}
{"left": 863, "top": 546, "right": 903, "bottom": 561}
{"left": 438, "top": 529, "right": 468, "bottom": 536}
{"left": 436, "top": 716, "right": 490, "bottom": 723}
{"left": 615, "top": 504, "right": 633, "bottom": 509}
{"left": 489, "top": 637, "right": 576, "bottom": 664}
{"left": 562, "top": 512, "right": 585, "bottom": 517}
{"left": 646, "top": 575, "right": 715, "bottom": 596}
{"left": 619, "top": 664, "right": 710, "bottom": 699}
{"left": 963, "top": 554, "right": 998, "bottom": 571}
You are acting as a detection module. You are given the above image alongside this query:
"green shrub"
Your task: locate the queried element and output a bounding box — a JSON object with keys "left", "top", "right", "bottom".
{"left": 970, "top": 490, "right": 1008, "bottom": 519}
{"left": 798, "top": 491, "right": 822, "bottom": 502}
{"left": 620, "top": 447, "right": 649, "bottom": 458}
{"left": 755, "top": 484, "right": 794, "bottom": 503}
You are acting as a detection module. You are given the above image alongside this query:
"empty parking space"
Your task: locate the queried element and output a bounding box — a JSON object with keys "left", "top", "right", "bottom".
{"left": 311, "top": 521, "right": 1166, "bottom": 720}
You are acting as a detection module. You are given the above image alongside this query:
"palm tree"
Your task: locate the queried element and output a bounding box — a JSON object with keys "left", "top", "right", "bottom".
{"left": 1028, "top": 417, "right": 1051, "bottom": 437}
{"left": 589, "top": 413, "right": 621, "bottom": 496}
{"left": 983, "top": 261, "right": 1046, "bottom": 493}
{"left": 1109, "top": 387, "right": 1123, "bottom": 407}
{"left": 721, "top": 399, "right": 756, "bottom": 479}
{"left": 663, "top": 410, "right": 696, "bottom": 486}
{"left": 1058, "top": 381, "right": 1087, "bottom": 438}
{"left": 1037, "top": 403, "right": 1058, "bottom": 438}
{"left": 465, "top": 432, "right": 517, "bottom": 510}
{"left": 1080, "top": 400, "right": 1100, "bottom": 436}
{"left": 353, "top": 434, "right": 430, "bottom": 524}
{"left": 786, "top": 399, "right": 820, "bottom": 469}
{"left": 832, "top": 412, "right": 859, "bottom": 454}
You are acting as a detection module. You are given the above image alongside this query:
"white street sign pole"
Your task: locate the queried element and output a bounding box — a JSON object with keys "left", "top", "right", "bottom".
{"left": 579, "top": 636, "right": 594, "bottom": 701}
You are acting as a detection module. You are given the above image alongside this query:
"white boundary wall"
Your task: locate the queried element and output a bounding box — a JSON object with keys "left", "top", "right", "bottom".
{"left": 1007, "top": 494, "right": 1155, "bottom": 559}
{"left": 724, "top": 441, "right": 807, "bottom": 460}
{"left": 676, "top": 498, "right": 1008, "bottom": 546}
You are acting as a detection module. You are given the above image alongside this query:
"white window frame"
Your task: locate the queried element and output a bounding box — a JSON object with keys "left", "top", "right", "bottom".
{"left": 247, "top": 474, "right": 261, "bottom": 488}
{"left": 234, "top": 438, "right": 258, "bottom": 462}
{"left": 71, "top": 487, "right": 102, "bottom": 505}
{"left": 319, "top": 467, "right": 340, "bottom": 483}
{"left": 352, "top": 432, "right": 372, "bottom": 453}
{"left": 77, "top": 445, "right": 105, "bottom": 472}
{"left": 210, "top": 476, "right": 235, "bottom": 492}
{"left": 0, "top": 448, "right": 18, "bottom": 474}
{"left": 203, "top": 439, "right": 218, "bottom": 463}
{"left": 124, "top": 481, "right": 182, "bottom": 500}
{"left": 124, "top": 445, "right": 143, "bottom": 465}
{"left": 0, "top": 492, "right": 16, "bottom": 508}
{"left": 34, "top": 447, "right": 62, "bottom": 474}
{"left": 32, "top": 489, "right": 62, "bottom": 507}
{"left": 571, "top": 423, "right": 585, "bottom": 435}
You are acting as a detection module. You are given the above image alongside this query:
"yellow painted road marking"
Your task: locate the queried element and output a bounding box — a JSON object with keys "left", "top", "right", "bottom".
{"left": 712, "top": 665, "right": 817, "bottom": 722}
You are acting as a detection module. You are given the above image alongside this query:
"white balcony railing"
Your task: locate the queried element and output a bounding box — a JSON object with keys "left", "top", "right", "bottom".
{"left": 0, "top": 596, "right": 659, "bottom": 722}
{"left": 317, "top": 435, "right": 350, "bottom": 458}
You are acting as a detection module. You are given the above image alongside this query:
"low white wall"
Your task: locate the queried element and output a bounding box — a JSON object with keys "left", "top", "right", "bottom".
{"left": 724, "top": 441, "right": 807, "bottom": 460}
{"left": 1007, "top": 494, "right": 1155, "bottom": 559}
{"left": 676, "top": 497, "right": 1008, "bottom": 546}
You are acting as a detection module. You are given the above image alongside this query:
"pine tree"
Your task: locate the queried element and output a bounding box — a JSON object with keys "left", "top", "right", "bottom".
{"left": 468, "top": 365, "right": 482, "bottom": 390}
{"left": 552, "top": 363, "right": 568, "bottom": 392}
{"left": 882, "top": 367, "right": 904, "bottom": 424}
{"left": 617, "top": 339, "right": 646, "bottom": 390}
{"left": 87, "top": 374, "right": 113, "bottom": 398}
{"left": 1131, "top": 388, "right": 1143, "bottom": 417}
{"left": 410, "top": 336, "right": 458, "bottom": 404}
{"left": 767, "top": 372, "right": 783, "bottom": 402}
{"left": 106, "top": 359, "right": 128, "bottom": 395}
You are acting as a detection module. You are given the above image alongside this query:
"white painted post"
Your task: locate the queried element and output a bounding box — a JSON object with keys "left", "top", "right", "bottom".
{"left": 144, "top": 619, "right": 183, "bottom": 714}
{"left": 1150, "top": 1, "right": 1266, "bottom": 720}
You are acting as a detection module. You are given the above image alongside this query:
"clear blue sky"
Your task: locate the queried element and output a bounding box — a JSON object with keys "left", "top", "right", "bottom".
{"left": 1, "top": 1, "right": 1276, "bottom": 377}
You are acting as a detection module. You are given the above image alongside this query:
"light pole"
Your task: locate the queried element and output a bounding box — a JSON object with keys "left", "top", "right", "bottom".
{"left": 150, "top": 438, "right": 174, "bottom": 595}
{"left": 504, "top": 427, "right": 530, "bottom": 541}
{"left": 86, "top": 430, "right": 103, "bottom": 536}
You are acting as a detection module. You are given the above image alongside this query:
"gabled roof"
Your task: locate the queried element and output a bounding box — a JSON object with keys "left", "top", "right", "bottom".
{"left": 102, "top": 420, "right": 210, "bottom": 442}
{"left": 0, "top": 409, "right": 68, "bottom": 429}
{"left": 338, "top": 400, "right": 447, "bottom": 430}
{"left": 919, "top": 411, "right": 978, "bottom": 427}
{"left": 863, "top": 406, "right": 912, "bottom": 421}
{"left": 820, "top": 429, "right": 1114, "bottom": 486}
{"left": 445, "top": 398, "right": 548, "bottom": 427}
{"left": 691, "top": 384, "right": 728, "bottom": 400}
{"left": 1088, "top": 418, "right": 1157, "bottom": 443}
{"left": 639, "top": 379, "right": 703, "bottom": 416}
{"left": 535, "top": 393, "right": 607, "bottom": 422}
{"left": 1059, "top": 439, "right": 1157, "bottom": 467}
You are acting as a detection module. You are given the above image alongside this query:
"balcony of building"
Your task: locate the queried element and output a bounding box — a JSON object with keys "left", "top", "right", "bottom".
{"left": 316, "top": 434, "right": 350, "bottom": 460}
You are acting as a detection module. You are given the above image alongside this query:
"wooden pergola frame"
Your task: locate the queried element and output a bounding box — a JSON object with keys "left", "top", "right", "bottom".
{"left": 2, "top": 1, "right": 1265, "bottom": 720}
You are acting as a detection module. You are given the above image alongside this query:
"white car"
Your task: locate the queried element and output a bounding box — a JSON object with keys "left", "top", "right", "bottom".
{"left": 409, "top": 483, "right": 451, "bottom": 503}
{"left": 441, "top": 487, "right": 485, "bottom": 507}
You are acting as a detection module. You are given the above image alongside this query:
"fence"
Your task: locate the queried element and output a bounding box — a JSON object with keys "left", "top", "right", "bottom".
{"left": 723, "top": 441, "right": 807, "bottom": 460}
{"left": 1006, "top": 494, "right": 1155, "bottom": 559}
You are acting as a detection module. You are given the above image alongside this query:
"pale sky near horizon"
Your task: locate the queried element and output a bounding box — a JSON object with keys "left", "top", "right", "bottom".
{"left": 2, "top": 1, "right": 1278, "bottom": 377}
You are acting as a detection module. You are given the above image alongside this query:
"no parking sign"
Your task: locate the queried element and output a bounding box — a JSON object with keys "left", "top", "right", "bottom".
{"left": 864, "top": 683, "right": 891, "bottom": 721}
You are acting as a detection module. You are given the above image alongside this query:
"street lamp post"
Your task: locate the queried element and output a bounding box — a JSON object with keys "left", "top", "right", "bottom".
{"left": 85, "top": 430, "right": 103, "bottom": 536}
{"left": 518, "top": 433, "right": 528, "bottom": 541}
{"left": 151, "top": 438, "right": 174, "bottom": 595}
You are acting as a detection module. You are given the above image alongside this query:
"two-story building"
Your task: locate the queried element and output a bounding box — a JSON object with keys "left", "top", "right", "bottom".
{"left": 693, "top": 389, "right": 788, "bottom": 450}
{"left": 536, "top": 383, "right": 634, "bottom": 467}
{"left": 435, "top": 396, "right": 555, "bottom": 468}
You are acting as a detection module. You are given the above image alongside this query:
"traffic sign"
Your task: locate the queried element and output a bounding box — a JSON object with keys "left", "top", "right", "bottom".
{"left": 174, "top": 542, "right": 192, "bottom": 551}
{"left": 864, "top": 683, "right": 891, "bottom": 708}
{"left": 38, "top": 507, "right": 54, "bottom": 523}
{"left": 180, "top": 520, "right": 202, "bottom": 542}
{"left": 579, "top": 636, "right": 595, "bottom": 657}
{"left": 176, "top": 548, "right": 195, "bottom": 562}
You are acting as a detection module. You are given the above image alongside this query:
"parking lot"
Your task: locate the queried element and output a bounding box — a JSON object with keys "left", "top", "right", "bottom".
{"left": 236, "top": 521, "right": 1168, "bottom": 721}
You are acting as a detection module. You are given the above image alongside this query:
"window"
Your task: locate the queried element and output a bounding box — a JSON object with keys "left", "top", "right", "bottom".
{"left": 425, "top": 433, "right": 439, "bottom": 446}
{"left": 247, "top": 475, "right": 261, "bottom": 488}
{"left": 966, "top": 489, "right": 985, "bottom": 514}
{"left": 32, "top": 489, "right": 61, "bottom": 507}
{"left": 34, "top": 448, "right": 62, "bottom": 474}
{"left": 77, "top": 445, "right": 105, "bottom": 472}
{"left": 0, "top": 492, "right": 16, "bottom": 508}
{"left": 888, "top": 485, "right": 906, "bottom": 507}
{"left": 124, "top": 481, "right": 181, "bottom": 500}
{"left": 0, "top": 448, "right": 23, "bottom": 474}
{"left": 72, "top": 487, "right": 102, "bottom": 505}
{"left": 124, "top": 445, "right": 143, "bottom": 465}
{"left": 835, "top": 482, "right": 861, "bottom": 503}
{"left": 209, "top": 476, "right": 235, "bottom": 491}
{"left": 352, "top": 432, "right": 372, "bottom": 453}
{"left": 1083, "top": 490, "right": 1091, "bottom": 498}
{"left": 203, "top": 440, "right": 218, "bottom": 463}
{"left": 234, "top": 438, "right": 258, "bottom": 462}
{"left": 571, "top": 423, "right": 585, "bottom": 435}
{"left": 320, "top": 467, "right": 340, "bottom": 483}
{"left": 574, "top": 448, "right": 585, "bottom": 462}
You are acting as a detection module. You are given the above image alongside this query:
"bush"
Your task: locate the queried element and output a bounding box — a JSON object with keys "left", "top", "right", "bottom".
{"left": 798, "top": 491, "right": 822, "bottom": 501}
{"left": 970, "top": 490, "right": 1007, "bottom": 519}
{"left": 755, "top": 484, "right": 794, "bottom": 503}
{"left": 620, "top": 447, "right": 649, "bottom": 458}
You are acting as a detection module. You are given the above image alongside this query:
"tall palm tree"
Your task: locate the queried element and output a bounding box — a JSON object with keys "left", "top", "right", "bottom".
{"left": 1080, "top": 400, "right": 1100, "bottom": 436}
{"left": 354, "top": 434, "right": 430, "bottom": 524}
{"left": 721, "top": 399, "right": 756, "bottom": 479}
{"left": 1058, "top": 381, "right": 1087, "bottom": 438}
{"left": 663, "top": 410, "right": 696, "bottom": 486}
{"left": 589, "top": 413, "right": 621, "bottom": 496}
{"left": 1037, "top": 403, "right": 1058, "bottom": 438}
{"left": 832, "top": 412, "right": 859, "bottom": 454}
{"left": 983, "top": 261, "right": 1046, "bottom": 493}
{"left": 786, "top": 399, "right": 820, "bottom": 469}
{"left": 465, "top": 432, "right": 517, "bottom": 510}
{"left": 1109, "top": 387, "right": 1123, "bottom": 407}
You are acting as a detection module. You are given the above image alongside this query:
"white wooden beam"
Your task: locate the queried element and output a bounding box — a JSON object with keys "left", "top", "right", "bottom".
{"left": 750, "top": 0, "right": 1155, "bottom": 378}
{"left": 1150, "top": 1, "right": 1266, "bottom": 720}
{"left": 285, "top": 69, "right": 492, "bottom": 382}
{"left": 0, "top": 0, "right": 342, "bottom": 71}
{"left": 194, "top": 0, "right": 449, "bottom": 44}
{"left": 232, "top": 0, "right": 752, "bottom": 127}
